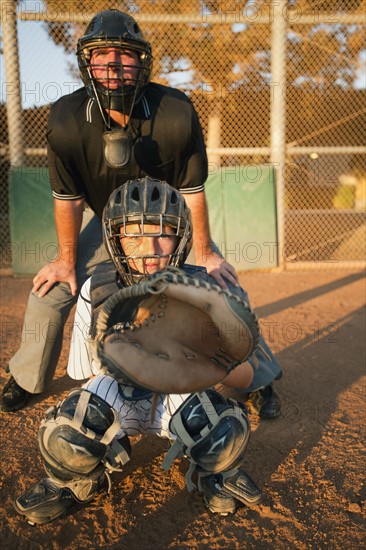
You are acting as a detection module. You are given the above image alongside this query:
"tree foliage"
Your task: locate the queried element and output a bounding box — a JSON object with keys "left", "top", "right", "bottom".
{"left": 36, "top": 0, "right": 365, "bottom": 93}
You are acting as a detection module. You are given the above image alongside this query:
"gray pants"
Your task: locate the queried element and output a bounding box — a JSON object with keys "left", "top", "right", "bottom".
{"left": 9, "top": 210, "right": 109, "bottom": 393}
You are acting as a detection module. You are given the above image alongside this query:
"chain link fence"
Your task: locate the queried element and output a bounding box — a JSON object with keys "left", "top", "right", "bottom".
{"left": 1, "top": 0, "right": 365, "bottom": 271}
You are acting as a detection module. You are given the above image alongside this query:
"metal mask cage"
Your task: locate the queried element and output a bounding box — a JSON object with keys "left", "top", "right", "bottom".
{"left": 104, "top": 214, "right": 191, "bottom": 286}
{"left": 78, "top": 39, "right": 152, "bottom": 121}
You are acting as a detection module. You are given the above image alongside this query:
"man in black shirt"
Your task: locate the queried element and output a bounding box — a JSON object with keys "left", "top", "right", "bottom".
{"left": 0, "top": 9, "right": 281, "bottom": 416}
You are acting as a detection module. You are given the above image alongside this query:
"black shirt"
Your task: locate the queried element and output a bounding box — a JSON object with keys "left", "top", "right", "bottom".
{"left": 47, "top": 83, "right": 208, "bottom": 218}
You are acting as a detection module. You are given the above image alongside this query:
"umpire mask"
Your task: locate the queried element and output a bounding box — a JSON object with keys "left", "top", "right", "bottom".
{"left": 77, "top": 10, "right": 152, "bottom": 116}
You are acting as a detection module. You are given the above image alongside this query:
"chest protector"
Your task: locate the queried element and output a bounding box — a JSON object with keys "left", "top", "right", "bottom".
{"left": 89, "top": 261, "right": 120, "bottom": 340}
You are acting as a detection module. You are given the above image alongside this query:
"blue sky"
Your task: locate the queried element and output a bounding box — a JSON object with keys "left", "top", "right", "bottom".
{"left": 1, "top": 14, "right": 82, "bottom": 108}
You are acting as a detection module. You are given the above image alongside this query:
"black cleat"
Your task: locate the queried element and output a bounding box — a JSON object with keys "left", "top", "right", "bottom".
{"left": 200, "top": 468, "right": 262, "bottom": 515}
{"left": 246, "top": 384, "right": 281, "bottom": 419}
{"left": 0, "top": 376, "right": 31, "bottom": 413}
{"left": 223, "top": 469, "right": 262, "bottom": 507}
{"left": 200, "top": 474, "right": 237, "bottom": 516}
{"left": 14, "top": 478, "right": 76, "bottom": 525}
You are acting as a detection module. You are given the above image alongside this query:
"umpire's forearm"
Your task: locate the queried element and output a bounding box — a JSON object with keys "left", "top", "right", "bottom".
{"left": 184, "top": 191, "right": 212, "bottom": 262}
{"left": 54, "top": 198, "right": 85, "bottom": 265}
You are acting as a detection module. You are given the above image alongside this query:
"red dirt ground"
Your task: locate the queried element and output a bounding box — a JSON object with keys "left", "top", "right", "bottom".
{"left": 0, "top": 268, "right": 365, "bottom": 549}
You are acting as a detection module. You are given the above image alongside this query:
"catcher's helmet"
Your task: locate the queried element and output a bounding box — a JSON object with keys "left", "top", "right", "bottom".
{"left": 77, "top": 9, "right": 152, "bottom": 117}
{"left": 103, "top": 177, "right": 193, "bottom": 285}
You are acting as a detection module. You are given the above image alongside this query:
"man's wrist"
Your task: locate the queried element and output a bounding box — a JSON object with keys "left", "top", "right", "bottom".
{"left": 194, "top": 241, "right": 215, "bottom": 263}
{"left": 57, "top": 242, "right": 78, "bottom": 264}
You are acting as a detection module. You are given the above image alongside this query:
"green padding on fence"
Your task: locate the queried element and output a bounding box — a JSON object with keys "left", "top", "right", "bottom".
{"left": 205, "top": 165, "right": 278, "bottom": 271}
{"left": 9, "top": 167, "right": 56, "bottom": 276}
{"left": 9, "top": 165, "right": 278, "bottom": 275}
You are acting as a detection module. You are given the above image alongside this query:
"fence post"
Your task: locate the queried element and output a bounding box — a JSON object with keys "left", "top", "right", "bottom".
{"left": 2, "top": 0, "right": 25, "bottom": 166}
{"left": 270, "top": 0, "right": 287, "bottom": 269}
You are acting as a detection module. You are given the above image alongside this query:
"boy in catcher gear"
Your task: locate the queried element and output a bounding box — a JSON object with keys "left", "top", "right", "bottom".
{"left": 14, "top": 178, "right": 266, "bottom": 525}
{"left": 1, "top": 9, "right": 281, "bottom": 418}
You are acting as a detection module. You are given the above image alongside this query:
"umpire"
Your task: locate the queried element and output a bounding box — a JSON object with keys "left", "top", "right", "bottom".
{"left": 1, "top": 9, "right": 281, "bottom": 416}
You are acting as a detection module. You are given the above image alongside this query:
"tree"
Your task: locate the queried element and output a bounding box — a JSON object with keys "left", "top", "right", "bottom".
{"left": 38, "top": 0, "right": 365, "bottom": 157}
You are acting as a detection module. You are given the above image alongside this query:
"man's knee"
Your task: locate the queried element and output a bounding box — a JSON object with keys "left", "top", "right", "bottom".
{"left": 29, "top": 282, "right": 77, "bottom": 311}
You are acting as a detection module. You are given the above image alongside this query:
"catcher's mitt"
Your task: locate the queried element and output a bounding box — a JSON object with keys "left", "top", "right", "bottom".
{"left": 96, "top": 267, "right": 260, "bottom": 394}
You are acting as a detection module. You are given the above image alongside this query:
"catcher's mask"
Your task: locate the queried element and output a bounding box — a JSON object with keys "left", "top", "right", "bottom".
{"left": 77, "top": 9, "right": 152, "bottom": 133}
{"left": 102, "top": 177, "right": 193, "bottom": 286}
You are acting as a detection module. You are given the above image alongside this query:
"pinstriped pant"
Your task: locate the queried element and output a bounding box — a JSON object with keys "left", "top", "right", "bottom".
{"left": 83, "top": 374, "right": 189, "bottom": 440}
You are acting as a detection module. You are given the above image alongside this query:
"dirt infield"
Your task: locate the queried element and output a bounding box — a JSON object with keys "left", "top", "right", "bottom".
{"left": 0, "top": 268, "right": 365, "bottom": 549}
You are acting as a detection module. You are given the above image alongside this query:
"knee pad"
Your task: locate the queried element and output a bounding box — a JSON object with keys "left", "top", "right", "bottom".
{"left": 163, "top": 389, "right": 250, "bottom": 490}
{"left": 38, "top": 389, "right": 130, "bottom": 499}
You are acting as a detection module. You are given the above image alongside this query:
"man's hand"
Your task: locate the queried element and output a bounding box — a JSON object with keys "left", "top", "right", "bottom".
{"left": 183, "top": 192, "right": 239, "bottom": 289}
{"left": 32, "top": 259, "right": 77, "bottom": 298}
{"left": 32, "top": 197, "right": 85, "bottom": 298}
{"left": 201, "top": 250, "right": 239, "bottom": 289}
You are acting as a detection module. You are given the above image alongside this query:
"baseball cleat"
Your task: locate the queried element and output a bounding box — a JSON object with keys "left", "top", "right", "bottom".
{"left": 200, "top": 474, "right": 237, "bottom": 516}
{"left": 246, "top": 384, "right": 281, "bottom": 419}
{"left": 14, "top": 478, "right": 76, "bottom": 525}
{"left": 0, "top": 376, "right": 31, "bottom": 413}
{"left": 223, "top": 468, "right": 262, "bottom": 507}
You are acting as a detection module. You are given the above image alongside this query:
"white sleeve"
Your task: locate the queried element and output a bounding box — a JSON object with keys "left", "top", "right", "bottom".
{"left": 67, "top": 278, "right": 101, "bottom": 380}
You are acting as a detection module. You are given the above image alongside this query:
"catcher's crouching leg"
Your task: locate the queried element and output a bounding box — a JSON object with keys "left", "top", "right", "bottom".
{"left": 14, "top": 389, "right": 131, "bottom": 525}
{"left": 163, "top": 389, "right": 262, "bottom": 515}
